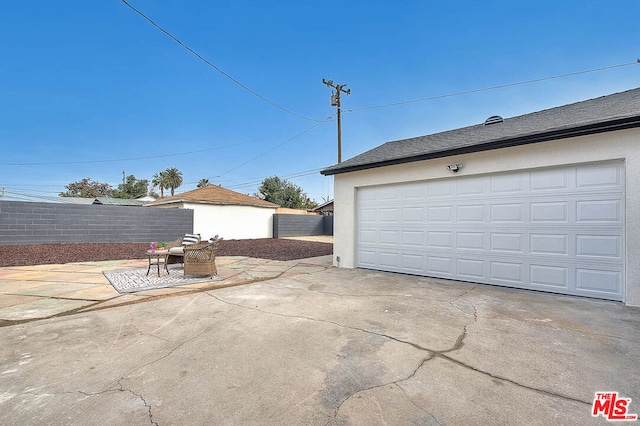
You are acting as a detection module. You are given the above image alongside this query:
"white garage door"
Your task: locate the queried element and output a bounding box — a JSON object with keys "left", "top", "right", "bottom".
{"left": 356, "top": 161, "right": 625, "bottom": 301}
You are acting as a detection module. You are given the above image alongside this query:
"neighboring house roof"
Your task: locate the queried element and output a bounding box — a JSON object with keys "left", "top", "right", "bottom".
{"left": 93, "top": 198, "right": 146, "bottom": 206}
{"left": 321, "top": 87, "right": 640, "bottom": 176}
{"left": 0, "top": 191, "right": 96, "bottom": 204}
{"left": 147, "top": 185, "right": 279, "bottom": 209}
{"left": 313, "top": 200, "right": 334, "bottom": 211}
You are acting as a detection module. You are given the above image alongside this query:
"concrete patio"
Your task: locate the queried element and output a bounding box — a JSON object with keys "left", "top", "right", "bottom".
{"left": 0, "top": 255, "right": 330, "bottom": 324}
{"left": 0, "top": 255, "right": 639, "bottom": 424}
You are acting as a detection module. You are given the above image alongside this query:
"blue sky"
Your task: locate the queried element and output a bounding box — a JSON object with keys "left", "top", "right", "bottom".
{"left": 1, "top": 0, "right": 639, "bottom": 203}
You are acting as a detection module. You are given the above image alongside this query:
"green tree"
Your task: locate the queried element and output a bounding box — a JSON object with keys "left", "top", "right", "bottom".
{"left": 151, "top": 171, "right": 170, "bottom": 198}
{"left": 112, "top": 175, "right": 149, "bottom": 199}
{"left": 197, "top": 178, "right": 210, "bottom": 188}
{"left": 164, "top": 167, "right": 183, "bottom": 196}
{"left": 60, "top": 178, "right": 113, "bottom": 198}
{"left": 255, "top": 176, "right": 318, "bottom": 209}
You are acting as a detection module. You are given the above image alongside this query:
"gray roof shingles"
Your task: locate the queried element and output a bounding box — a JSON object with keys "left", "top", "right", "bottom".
{"left": 321, "top": 87, "right": 640, "bottom": 175}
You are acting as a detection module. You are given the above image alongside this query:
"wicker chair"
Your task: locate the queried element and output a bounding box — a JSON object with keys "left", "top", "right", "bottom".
{"left": 183, "top": 238, "right": 223, "bottom": 278}
{"left": 165, "top": 234, "right": 202, "bottom": 264}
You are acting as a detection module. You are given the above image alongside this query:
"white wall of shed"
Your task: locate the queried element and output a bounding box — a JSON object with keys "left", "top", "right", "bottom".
{"left": 185, "top": 203, "right": 275, "bottom": 240}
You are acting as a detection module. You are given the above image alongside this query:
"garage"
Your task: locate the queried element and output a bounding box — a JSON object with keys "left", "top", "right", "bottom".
{"left": 322, "top": 88, "right": 640, "bottom": 305}
{"left": 356, "top": 162, "right": 624, "bottom": 301}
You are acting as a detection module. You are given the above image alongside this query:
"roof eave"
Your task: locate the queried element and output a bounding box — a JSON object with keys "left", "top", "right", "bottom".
{"left": 320, "top": 116, "right": 640, "bottom": 176}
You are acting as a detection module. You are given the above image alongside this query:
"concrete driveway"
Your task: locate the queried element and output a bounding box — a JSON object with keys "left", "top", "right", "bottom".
{"left": 1, "top": 257, "right": 638, "bottom": 425}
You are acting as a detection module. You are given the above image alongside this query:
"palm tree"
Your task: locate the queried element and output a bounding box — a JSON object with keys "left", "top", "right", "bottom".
{"left": 164, "top": 167, "right": 183, "bottom": 196}
{"left": 197, "top": 178, "right": 210, "bottom": 188}
{"left": 151, "top": 171, "right": 170, "bottom": 198}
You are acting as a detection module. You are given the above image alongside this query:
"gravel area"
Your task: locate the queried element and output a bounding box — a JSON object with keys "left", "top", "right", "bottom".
{"left": 0, "top": 239, "right": 333, "bottom": 267}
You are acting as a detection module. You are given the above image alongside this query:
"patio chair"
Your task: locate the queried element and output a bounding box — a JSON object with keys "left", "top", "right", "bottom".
{"left": 166, "top": 233, "right": 202, "bottom": 264}
{"left": 183, "top": 238, "right": 223, "bottom": 278}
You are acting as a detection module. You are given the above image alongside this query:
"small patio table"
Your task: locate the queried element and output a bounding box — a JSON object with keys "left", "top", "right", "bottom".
{"left": 146, "top": 250, "right": 170, "bottom": 277}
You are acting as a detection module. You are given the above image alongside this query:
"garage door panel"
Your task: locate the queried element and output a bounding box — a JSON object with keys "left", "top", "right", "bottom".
{"left": 359, "top": 208, "right": 377, "bottom": 222}
{"left": 490, "top": 233, "right": 524, "bottom": 253}
{"left": 458, "top": 204, "right": 485, "bottom": 222}
{"left": 359, "top": 229, "right": 377, "bottom": 244}
{"left": 401, "top": 253, "right": 425, "bottom": 272}
{"left": 531, "top": 168, "right": 569, "bottom": 191}
{"left": 379, "top": 207, "right": 401, "bottom": 222}
{"left": 402, "top": 230, "right": 424, "bottom": 246}
{"left": 576, "top": 268, "right": 621, "bottom": 294}
{"left": 458, "top": 178, "right": 486, "bottom": 196}
{"left": 428, "top": 256, "right": 453, "bottom": 275}
{"left": 490, "top": 261, "right": 524, "bottom": 284}
{"left": 530, "top": 264, "right": 568, "bottom": 288}
{"left": 427, "top": 231, "right": 453, "bottom": 249}
{"left": 576, "top": 200, "right": 621, "bottom": 223}
{"left": 379, "top": 230, "right": 400, "bottom": 246}
{"left": 576, "top": 163, "right": 621, "bottom": 188}
{"left": 428, "top": 180, "right": 453, "bottom": 197}
{"left": 491, "top": 203, "right": 524, "bottom": 222}
{"left": 379, "top": 186, "right": 400, "bottom": 200}
{"left": 491, "top": 174, "right": 525, "bottom": 193}
{"left": 457, "top": 232, "right": 485, "bottom": 250}
{"left": 358, "top": 249, "right": 378, "bottom": 266}
{"left": 427, "top": 206, "right": 453, "bottom": 222}
{"left": 379, "top": 251, "right": 401, "bottom": 268}
{"left": 530, "top": 202, "right": 569, "bottom": 222}
{"left": 576, "top": 235, "right": 621, "bottom": 258}
{"left": 457, "top": 258, "right": 485, "bottom": 279}
{"left": 356, "top": 162, "right": 624, "bottom": 301}
{"left": 402, "top": 207, "right": 424, "bottom": 222}
{"left": 402, "top": 182, "right": 426, "bottom": 198}
{"left": 530, "top": 234, "right": 569, "bottom": 256}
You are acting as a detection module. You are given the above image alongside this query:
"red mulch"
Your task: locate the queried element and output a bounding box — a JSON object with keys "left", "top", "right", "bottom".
{"left": 0, "top": 239, "right": 333, "bottom": 267}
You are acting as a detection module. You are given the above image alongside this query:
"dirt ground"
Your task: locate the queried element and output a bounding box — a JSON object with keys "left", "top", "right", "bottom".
{"left": 0, "top": 239, "right": 333, "bottom": 267}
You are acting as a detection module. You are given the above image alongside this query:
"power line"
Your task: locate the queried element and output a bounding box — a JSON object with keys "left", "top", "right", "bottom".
{"left": 121, "top": 0, "right": 322, "bottom": 122}
{"left": 216, "top": 119, "right": 330, "bottom": 178}
{"left": 346, "top": 60, "right": 640, "bottom": 112}
{"left": 225, "top": 168, "right": 326, "bottom": 190}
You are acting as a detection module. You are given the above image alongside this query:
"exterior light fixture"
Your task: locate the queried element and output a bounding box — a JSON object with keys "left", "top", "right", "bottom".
{"left": 447, "top": 163, "right": 463, "bottom": 173}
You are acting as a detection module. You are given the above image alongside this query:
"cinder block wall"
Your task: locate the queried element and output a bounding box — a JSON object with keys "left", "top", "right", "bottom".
{"left": 272, "top": 214, "right": 333, "bottom": 238}
{"left": 0, "top": 200, "right": 193, "bottom": 245}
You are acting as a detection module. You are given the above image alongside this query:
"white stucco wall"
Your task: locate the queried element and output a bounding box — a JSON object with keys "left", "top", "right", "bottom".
{"left": 332, "top": 128, "right": 640, "bottom": 306}
{"left": 184, "top": 203, "right": 275, "bottom": 240}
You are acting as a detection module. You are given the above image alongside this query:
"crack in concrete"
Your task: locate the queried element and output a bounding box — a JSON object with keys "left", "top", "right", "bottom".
{"left": 437, "top": 353, "right": 591, "bottom": 406}
{"left": 116, "top": 379, "right": 159, "bottom": 426}
{"left": 20, "top": 387, "right": 158, "bottom": 425}
{"left": 208, "top": 289, "right": 592, "bottom": 423}
{"left": 394, "top": 383, "right": 442, "bottom": 426}
{"left": 325, "top": 288, "right": 478, "bottom": 424}
{"left": 83, "top": 324, "right": 216, "bottom": 425}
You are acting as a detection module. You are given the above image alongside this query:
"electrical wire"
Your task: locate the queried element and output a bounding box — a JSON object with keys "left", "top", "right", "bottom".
{"left": 121, "top": 0, "right": 323, "bottom": 122}
{"left": 216, "top": 119, "right": 330, "bottom": 178}
{"left": 225, "top": 168, "right": 325, "bottom": 190}
{"left": 346, "top": 60, "right": 640, "bottom": 112}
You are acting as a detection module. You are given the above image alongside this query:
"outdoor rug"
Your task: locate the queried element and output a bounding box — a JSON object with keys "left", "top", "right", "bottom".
{"left": 103, "top": 264, "right": 223, "bottom": 294}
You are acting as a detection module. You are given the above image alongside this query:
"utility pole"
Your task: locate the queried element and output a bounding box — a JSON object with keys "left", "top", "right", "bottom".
{"left": 322, "top": 79, "right": 350, "bottom": 163}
